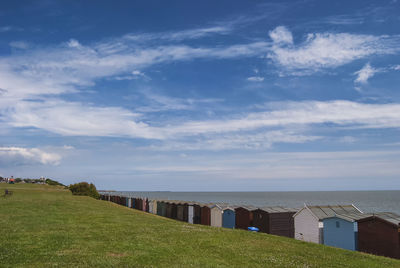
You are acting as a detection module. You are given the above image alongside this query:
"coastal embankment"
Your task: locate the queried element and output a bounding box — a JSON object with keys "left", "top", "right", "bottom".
{"left": 1, "top": 184, "right": 399, "bottom": 267}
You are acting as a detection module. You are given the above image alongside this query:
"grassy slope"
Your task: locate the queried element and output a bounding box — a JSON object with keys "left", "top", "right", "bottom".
{"left": 0, "top": 184, "right": 399, "bottom": 268}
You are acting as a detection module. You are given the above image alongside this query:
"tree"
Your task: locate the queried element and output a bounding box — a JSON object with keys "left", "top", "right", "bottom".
{"left": 69, "top": 182, "right": 100, "bottom": 199}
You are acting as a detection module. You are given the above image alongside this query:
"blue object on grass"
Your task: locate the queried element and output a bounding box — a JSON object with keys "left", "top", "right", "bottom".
{"left": 248, "top": 227, "right": 259, "bottom": 232}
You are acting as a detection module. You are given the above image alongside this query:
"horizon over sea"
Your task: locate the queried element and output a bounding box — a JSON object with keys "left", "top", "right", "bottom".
{"left": 99, "top": 190, "right": 400, "bottom": 215}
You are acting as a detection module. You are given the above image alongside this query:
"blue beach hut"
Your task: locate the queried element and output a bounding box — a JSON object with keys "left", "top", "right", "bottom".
{"left": 126, "top": 197, "right": 130, "bottom": 207}
{"left": 222, "top": 207, "right": 236, "bottom": 229}
{"left": 323, "top": 213, "right": 368, "bottom": 251}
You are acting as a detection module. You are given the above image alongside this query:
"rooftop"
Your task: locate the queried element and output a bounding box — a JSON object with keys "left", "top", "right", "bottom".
{"left": 305, "top": 205, "right": 362, "bottom": 220}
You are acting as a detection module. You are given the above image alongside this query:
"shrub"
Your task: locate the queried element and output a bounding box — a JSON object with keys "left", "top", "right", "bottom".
{"left": 69, "top": 182, "right": 100, "bottom": 199}
{"left": 46, "top": 178, "right": 65, "bottom": 186}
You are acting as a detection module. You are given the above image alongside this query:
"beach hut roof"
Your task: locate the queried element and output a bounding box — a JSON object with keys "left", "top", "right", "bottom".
{"left": 358, "top": 212, "right": 400, "bottom": 226}
{"left": 294, "top": 204, "right": 362, "bottom": 221}
{"left": 235, "top": 205, "right": 257, "bottom": 211}
{"left": 258, "top": 206, "right": 297, "bottom": 213}
{"left": 324, "top": 212, "right": 368, "bottom": 222}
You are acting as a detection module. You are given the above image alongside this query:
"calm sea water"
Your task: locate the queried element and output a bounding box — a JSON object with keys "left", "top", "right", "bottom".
{"left": 100, "top": 191, "right": 400, "bottom": 215}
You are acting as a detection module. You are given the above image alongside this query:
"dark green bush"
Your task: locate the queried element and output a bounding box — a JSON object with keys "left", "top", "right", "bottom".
{"left": 69, "top": 182, "right": 100, "bottom": 199}
{"left": 45, "top": 178, "right": 64, "bottom": 186}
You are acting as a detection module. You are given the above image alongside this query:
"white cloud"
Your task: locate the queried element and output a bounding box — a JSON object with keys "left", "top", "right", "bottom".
{"left": 164, "top": 100, "right": 400, "bottom": 137}
{"left": 354, "top": 63, "right": 378, "bottom": 84}
{"left": 124, "top": 26, "right": 231, "bottom": 42}
{"left": 6, "top": 99, "right": 160, "bottom": 139}
{"left": 269, "top": 26, "right": 293, "bottom": 44}
{"left": 9, "top": 41, "right": 29, "bottom": 49}
{"left": 3, "top": 99, "right": 400, "bottom": 142}
{"left": 67, "top": 39, "right": 82, "bottom": 48}
{"left": 0, "top": 147, "right": 61, "bottom": 166}
{"left": 153, "top": 131, "right": 320, "bottom": 151}
{"left": 0, "top": 26, "right": 22, "bottom": 33}
{"left": 268, "top": 26, "right": 400, "bottom": 74}
{"left": 338, "top": 136, "right": 358, "bottom": 143}
{"left": 247, "top": 76, "right": 264, "bottom": 82}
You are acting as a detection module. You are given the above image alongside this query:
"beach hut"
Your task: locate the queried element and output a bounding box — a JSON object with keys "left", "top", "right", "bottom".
{"left": 151, "top": 200, "right": 158, "bottom": 215}
{"left": 177, "top": 202, "right": 185, "bottom": 221}
{"left": 160, "top": 201, "right": 167, "bottom": 217}
{"left": 201, "top": 205, "right": 212, "bottom": 226}
{"left": 171, "top": 202, "right": 178, "bottom": 219}
{"left": 323, "top": 212, "right": 367, "bottom": 251}
{"left": 156, "top": 201, "right": 163, "bottom": 216}
{"left": 166, "top": 202, "right": 172, "bottom": 218}
{"left": 222, "top": 207, "right": 236, "bottom": 229}
{"left": 145, "top": 198, "right": 149, "bottom": 212}
{"left": 235, "top": 206, "right": 256, "bottom": 230}
{"left": 188, "top": 203, "right": 194, "bottom": 224}
{"left": 210, "top": 205, "right": 224, "bottom": 227}
{"left": 137, "top": 198, "right": 143, "bottom": 211}
{"left": 131, "top": 198, "right": 135, "bottom": 209}
{"left": 148, "top": 199, "right": 153, "bottom": 214}
{"left": 252, "top": 207, "right": 297, "bottom": 238}
{"left": 293, "top": 204, "right": 362, "bottom": 244}
{"left": 357, "top": 212, "right": 400, "bottom": 259}
{"left": 143, "top": 198, "right": 146, "bottom": 211}
{"left": 126, "top": 197, "right": 130, "bottom": 207}
{"left": 193, "top": 204, "right": 202, "bottom": 224}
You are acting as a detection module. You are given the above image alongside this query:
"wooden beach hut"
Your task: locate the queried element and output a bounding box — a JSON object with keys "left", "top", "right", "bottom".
{"left": 193, "top": 204, "right": 202, "bottom": 224}
{"left": 201, "top": 205, "right": 212, "bottom": 226}
{"left": 151, "top": 200, "right": 158, "bottom": 215}
{"left": 293, "top": 204, "right": 362, "bottom": 244}
{"left": 131, "top": 197, "right": 135, "bottom": 209}
{"left": 235, "top": 206, "right": 256, "bottom": 230}
{"left": 148, "top": 199, "right": 153, "bottom": 214}
{"left": 210, "top": 205, "right": 224, "bottom": 227}
{"left": 222, "top": 207, "right": 236, "bottom": 229}
{"left": 252, "top": 207, "right": 297, "bottom": 238}
{"left": 171, "top": 202, "right": 178, "bottom": 219}
{"left": 177, "top": 202, "right": 188, "bottom": 221}
{"left": 166, "top": 202, "right": 172, "bottom": 218}
{"left": 145, "top": 198, "right": 149, "bottom": 212}
{"left": 156, "top": 201, "right": 163, "bottom": 216}
{"left": 322, "top": 212, "right": 367, "bottom": 251}
{"left": 188, "top": 203, "right": 194, "bottom": 224}
{"left": 357, "top": 212, "right": 400, "bottom": 259}
{"left": 137, "top": 198, "right": 143, "bottom": 211}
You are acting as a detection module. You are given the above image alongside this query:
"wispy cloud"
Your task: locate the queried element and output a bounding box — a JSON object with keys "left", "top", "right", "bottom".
{"left": 354, "top": 63, "right": 379, "bottom": 84}
{"left": 0, "top": 26, "right": 23, "bottom": 33}
{"left": 247, "top": 76, "right": 264, "bottom": 82}
{"left": 124, "top": 26, "right": 231, "bottom": 42}
{"left": 267, "top": 26, "right": 400, "bottom": 74}
{"left": 0, "top": 147, "right": 61, "bottom": 166}
{"left": 9, "top": 41, "right": 29, "bottom": 49}
{"left": 151, "top": 131, "right": 320, "bottom": 151}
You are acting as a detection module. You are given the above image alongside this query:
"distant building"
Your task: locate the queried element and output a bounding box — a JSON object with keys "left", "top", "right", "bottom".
{"left": 293, "top": 204, "right": 362, "bottom": 244}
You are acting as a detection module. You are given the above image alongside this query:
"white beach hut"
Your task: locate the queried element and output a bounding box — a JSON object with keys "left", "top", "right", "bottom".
{"left": 293, "top": 204, "right": 362, "bottom": 244}
{"left": 210, "top": 205, "right": 224, "bottom": 227}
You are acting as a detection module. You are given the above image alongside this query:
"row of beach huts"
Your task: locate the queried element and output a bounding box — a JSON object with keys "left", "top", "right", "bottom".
{"left": 99, "top": 194, "right": 400, "bottom": 259}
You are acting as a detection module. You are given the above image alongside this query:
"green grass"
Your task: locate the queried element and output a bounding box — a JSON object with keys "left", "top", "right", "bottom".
{"left": 1, "top": 184, "right": 399, "bottom": 268}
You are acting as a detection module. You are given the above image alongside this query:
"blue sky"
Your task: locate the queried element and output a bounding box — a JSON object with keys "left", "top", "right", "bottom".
{"left": 1, "top": 0, "right": 400, "bottom": 191}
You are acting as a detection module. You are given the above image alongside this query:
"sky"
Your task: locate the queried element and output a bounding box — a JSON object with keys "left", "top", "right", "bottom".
{"left": 0, "top": 0, "right": 400, "bottom": 191}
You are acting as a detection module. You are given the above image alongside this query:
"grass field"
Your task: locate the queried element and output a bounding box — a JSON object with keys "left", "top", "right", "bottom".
{"left": 0, "top": 184, "right": 399, "bottom": 267}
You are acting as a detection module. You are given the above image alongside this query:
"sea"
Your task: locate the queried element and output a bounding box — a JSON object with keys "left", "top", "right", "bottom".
{"left": 99, "top": 190, "right": 400, "bottom": 215}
